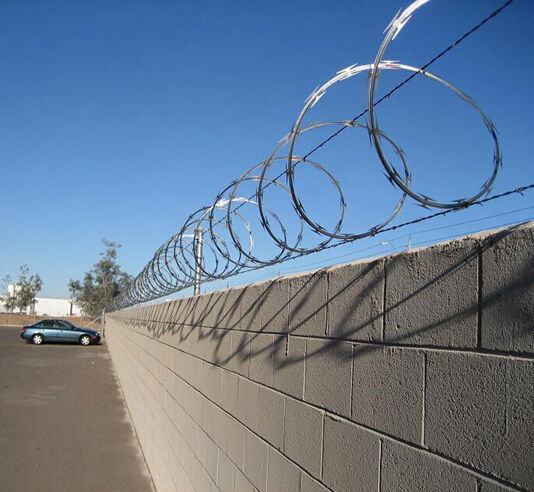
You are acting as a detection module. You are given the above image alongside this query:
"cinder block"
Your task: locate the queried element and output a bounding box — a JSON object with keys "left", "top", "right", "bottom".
{"left": 211, "top": 405, "right": 228, "bottom": 451}
{"left": 478, "top": 480, "right": 510, "bottom": 492}
{"left": 261, "top": 278, "right": 289, "bottom": 333}
{"left": 171, "top": 454, "right": 194, "bottom": 491}
{"left": 327, "top": 259, "right": 384, "bottom": 341}
{"left": 256, "top": 386, "right": 285, "bottom": 450}
{"left": 202, "top": 292, "right": 226, "bottom": 328}
{"left": 239, "top": 282, "right": 264, "bottom": 332}
{"left": 195, "top": 293, "right": 213, "bottom": 327}
{"left": 234, "top": 468, "right": 256, "bottom": 492}
{"left": 352, "top": 345, "right": 424, "bottom": 443}
{"left": 196, "top": 428, "right": 219, "bottom": 482}
{"left": 237, "top": 377, "right": 259, "bottom": 432}
{"left": 481, "top": 225, "right": 534, "bottom": 352}
{"left": 249, "top": 333, "right": 275, "bottom": 386}
{"left": 322, "top": 415, "right": 378, "bottom": 492}
{"left": 184, "top": 384, "right": 203, "bottom": 426}
{"left": 195, "top": 359, "right": 209, "bottom": 397}
{"left": 195, "top": 326, "right": 216, "bottom": 361}
{"left": 179, "top": 410, "right": 198, "bottom": 456}
{"left": 266, "top": 448, "right": 300, "bottom": 492}
{"left": 505, "top": 360, "right": 534, "bottom": 486}
{"left": 219, "top": 288, "right": 244, "bottom": 330}
{"left": 300, "top": 474, "right": 329, "bottom": 492}
{"left": 273, "top": 335, "right": 305, "bottom": 399}
{"left": 221, "top": 369, "right": 239, "bottom": 415}
{"left": 230, "top": 330, "right": 251, "bottom": 377}
{"left": 244, "top": 432, "right": 269, "bottom": 492}
{"left": 381, "top": 440, "right": 476, "bottom": 491}
{"left": 182, "top": 355, "right": 202, "bottom": 396}
{"left": 426, "top": 352, "right": 534, "bottom": 487}
{"left": 289, "top": 269, "right": 328, "bottom": 337}
{"left": 217, "top": 451, "right": 235, "bottom": 492}
{"left": 182, "top": 296, "right": 199, "bottom": 327}
{"left": 205, "top": 363, "right": 223, "bottom": 405}
{"left": 212, "top": 329, "right": 233, "bottom": 369}
{"left": 203, "top": 290, "right": 230, "bottom": 329}
{"left": 169, "top": 300, "right": 182, "bottom": 322}
{"left": 304, "top": 339, "right": 352, "bottom": 417}
{"left": 284, "top": 398, "right": 323, "bottom": 479}
{"left": 192, "top": 295, "right": 209, "bottom": 328}
{"left": 226, "top": 417, "right": 246, "bottom": 470}
{"left": 162, "top": 322, "right": 186, "bottom": 352}
{"left": 384, "top": 238, "right": 478, "bottom": 347}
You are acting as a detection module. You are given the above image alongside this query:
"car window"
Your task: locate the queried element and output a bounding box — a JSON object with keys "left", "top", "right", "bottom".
{"left": 58, "top": 321, "right": 72, "bottom": 329}
{"left": 41, "top": 320, "right": 55, "bottom": 328}
{"left": 34, "top": 321, "right": 45, "bottom": 328}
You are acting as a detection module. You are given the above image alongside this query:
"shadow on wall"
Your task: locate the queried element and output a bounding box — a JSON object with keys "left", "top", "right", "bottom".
{"left": 131, "top": 223, "right": 532, "bottom": 368}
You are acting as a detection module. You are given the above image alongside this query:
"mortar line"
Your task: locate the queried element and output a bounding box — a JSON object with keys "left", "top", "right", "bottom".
{"left": 119, "top": 324, "right": 329, "bottom": 491}
{"left": 302, "top": 339, "right": 308, "bottom": 399}
{"left": 382, "top": 258, "right": 387, "bottom": 342}
{"left": 477, "top": 245, "right": 483, "bottom": 349}
{"left": 116, "top": 322, "right": 525, "bottom": 492}
{"left": 265, "top": 440, "right": 270, "bottom": 492}
{"left": 112, "top": 335, "right": 198, "bottom": 490}
{"left": 349, "top": 343, "right": 355, "bottom": 418}
{"left": 106, "top": 336, "right": 158, "bottom": 492}
{"left": 282, "top": 397, "right": 287, "bottom": 454}
{"left": 325, "top": 272, "right": 330, "bottom": 337}
{"left": 215, "top": 448, "right": 220, "bottom": 485}
{"left": 118, "top": 317, "right": 534, "bottom": 363}
{"left": 421, "top": 352, "right": 427, "bottom": 447}
{"left": 287, "top": 331, "right": 292, "bottom": 357}
{"left": 505, "top": 359, "right": 510, "bottom": 436}
{"left": 320, "top": 411, "right": 326, "bottom": 480}
{"left": 118, "top": 333, "right": 224, "bottom": 491}
{"left": 378, "top": 439, "right": 383, "bottom": 492}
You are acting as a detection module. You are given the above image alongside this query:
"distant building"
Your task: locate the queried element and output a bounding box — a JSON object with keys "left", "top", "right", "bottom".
{"left": 1, "top": 284, "right": 82, "bottom": 316}
{"left": 31, "top": 297, "right": 82, "bottom": 317}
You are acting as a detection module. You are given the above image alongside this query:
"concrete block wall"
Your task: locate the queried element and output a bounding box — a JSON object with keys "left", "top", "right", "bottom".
{"left": 106, "top": 223, "right": 534, "bottom": 492}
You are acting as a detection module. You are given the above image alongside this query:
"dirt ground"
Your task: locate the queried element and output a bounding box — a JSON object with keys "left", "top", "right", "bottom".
{"left": 0, "top": 313, "right": 96, "bottom": 327}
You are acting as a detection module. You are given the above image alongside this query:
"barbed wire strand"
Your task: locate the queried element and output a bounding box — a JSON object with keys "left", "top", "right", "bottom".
{"left": 194, "top": 183, "right": 534, "bottom": 295}
{"left": 273, "top": 203, "right": 534, "bottom": 275}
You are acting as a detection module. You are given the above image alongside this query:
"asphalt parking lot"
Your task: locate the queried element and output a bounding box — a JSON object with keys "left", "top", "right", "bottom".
{"left": 0, "top": 326, "right": 154, "bottom": 492}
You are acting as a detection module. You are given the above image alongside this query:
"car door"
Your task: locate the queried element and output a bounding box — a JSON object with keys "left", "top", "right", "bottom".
{"left": 40, "top": 320, "right": 60, "bottom": 340}
{"left": 57, "top": 321, "right": 77, "bottom": 342}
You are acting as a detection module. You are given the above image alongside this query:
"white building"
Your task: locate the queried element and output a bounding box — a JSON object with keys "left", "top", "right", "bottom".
{"left": 2, "top": 285, "right": 82, "bottom": 316}
{"left": 32, "top": 297, "right": 82, "bottom": 317}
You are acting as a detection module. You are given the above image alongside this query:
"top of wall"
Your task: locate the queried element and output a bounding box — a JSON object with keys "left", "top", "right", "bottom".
{"left": 110, "top": 221, "right": 534, "bottom": 356}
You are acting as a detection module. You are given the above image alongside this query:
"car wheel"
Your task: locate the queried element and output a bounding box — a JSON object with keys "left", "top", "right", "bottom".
{"left": 79, "top": 335, "right": 91, "bottom": 346}
{"left": 32, "top": 334, "right": 44, "bottom": 345}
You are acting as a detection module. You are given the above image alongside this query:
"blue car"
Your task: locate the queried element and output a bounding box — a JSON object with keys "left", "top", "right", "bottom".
{"left": 20, "top": 319, "right": 101, "bottom": 346}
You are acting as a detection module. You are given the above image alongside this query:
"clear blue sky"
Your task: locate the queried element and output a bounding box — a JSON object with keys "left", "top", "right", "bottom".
{"left": 1, "top": 0, "right": 533, "bottom": 298}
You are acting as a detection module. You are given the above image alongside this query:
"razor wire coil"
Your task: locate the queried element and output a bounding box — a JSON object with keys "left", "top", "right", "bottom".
{"left": 110, "top": 0, "right": 517, "bottom": 310}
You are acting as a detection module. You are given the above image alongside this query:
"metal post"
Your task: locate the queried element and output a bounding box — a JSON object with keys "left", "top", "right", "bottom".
{"left": 193, "top": 228, "right": 204, "bottom": 296}
{"left": 101, "top": 309, "right": 106, "bottom": 338}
